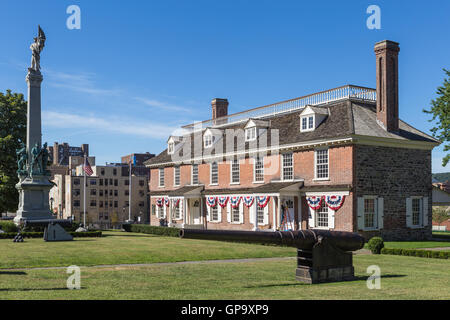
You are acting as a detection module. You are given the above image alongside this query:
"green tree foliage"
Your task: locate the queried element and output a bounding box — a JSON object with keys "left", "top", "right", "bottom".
{"left": 424, "top": 69, "right": 450, "bottom": 167}
{"left": 0, "top": 90, "right": 27, "bottom": 215}
{"left": 432, "top": 207, "right": 448, "bottom": 226}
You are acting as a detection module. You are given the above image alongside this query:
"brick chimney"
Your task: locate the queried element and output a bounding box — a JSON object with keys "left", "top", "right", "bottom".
{"left": 374, "top": 40, "right": 400, "bottom": 132}
{"left": 211, "top": 98, "right": 229, "bottom": 120}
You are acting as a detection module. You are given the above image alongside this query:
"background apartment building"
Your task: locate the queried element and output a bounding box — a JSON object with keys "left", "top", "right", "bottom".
{"left": 52, "top": 157, "right": 150, "bottom": 229}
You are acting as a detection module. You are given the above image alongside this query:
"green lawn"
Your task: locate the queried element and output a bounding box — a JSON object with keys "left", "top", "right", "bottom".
{"left": 0, "top": 255, "right": 448, "bottom": 299}
{"left": 0, "top": 231, "right": 296, "bottom": 269}
{"left": 383, "top": 241, "right": 450, "bottom": 249}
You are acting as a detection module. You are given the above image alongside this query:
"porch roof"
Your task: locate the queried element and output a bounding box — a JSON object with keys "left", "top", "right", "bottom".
{"left": 203, "top": 181, "right": 303, "bottom": 195}
{"left": 151, "top": 185, "right": 204, "bottom": 197}
{"left": 299, "top": 184, "right": 352, "bottom": 192}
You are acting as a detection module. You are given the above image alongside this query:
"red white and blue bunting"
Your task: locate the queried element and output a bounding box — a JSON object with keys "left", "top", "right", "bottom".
{"left": 306, "top": 196, "right": 322, "bottom": 210}
{"left": 230, "top": 196, "right": 242, "bottom": 209}
{"left": 256, "top": 196, "right": 270, "bottom": 208}
{"left": 242, "top": 196, "right": 254, "bottom": 208}
{"left": 164, "top": 198, "right": 170, "bottom": 207}
{"left": 324, "top": 195, "right": 345, "bottom": 211}
{"left": 206, "top": 196, "right": 218, "bottom": 207}
{"left": 156, "top": 198, "right": 164, "bottom": 207}
{"left": 173, "top": 198, "right": 181, "bottom": 207}
{"left": 218, "top": 196, "right": 229, "bottom": 208}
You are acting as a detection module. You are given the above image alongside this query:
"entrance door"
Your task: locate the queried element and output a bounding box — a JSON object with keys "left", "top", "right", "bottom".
{"left": 281, "top": 198, "right": 295, "bottom": 230}
{"left": 190, "top": 199, "right": 201, "bottom": 224}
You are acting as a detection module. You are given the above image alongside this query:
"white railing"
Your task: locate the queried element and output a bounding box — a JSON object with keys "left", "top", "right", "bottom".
{"left": 183, "top": 85, "right": 376, "bottom": 131}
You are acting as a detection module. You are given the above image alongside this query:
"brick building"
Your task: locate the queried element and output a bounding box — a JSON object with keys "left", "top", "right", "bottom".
{"left": 46, "top": 142, "right": 89, "bottom": 179}
{"left": 61, "top": 159, "right": 150, "bottom": 229}
{"left": 145, "top": 40, "right": 440, "bottom": 240}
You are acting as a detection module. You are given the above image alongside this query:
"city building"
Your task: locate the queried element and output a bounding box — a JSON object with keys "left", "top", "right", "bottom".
{"left": 145, "top": 40, "right": 440, "bottom": 241}
{"left": 121, "top": 153, "right": 155, "bottom": 166}
{"left": 46, "top": 142, "right": 90, "bottom": 179}
{"left": 58, "top": 158, "right": 150, "bottom": 229}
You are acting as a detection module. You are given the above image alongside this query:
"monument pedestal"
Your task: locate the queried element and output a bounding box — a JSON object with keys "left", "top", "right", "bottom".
{"left": 14, "top": 175, "right": 54, "bottom": 224}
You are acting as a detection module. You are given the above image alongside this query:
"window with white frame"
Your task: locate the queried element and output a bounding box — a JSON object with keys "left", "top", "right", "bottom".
{"left": 301, "top": 115, "right": 314, "bottom": 132}
{"left": 174, "top": 166, "right": 180, "bottom": 186}
{"left": 364, "top": 198, "right": 376, "bottom": 229}
{"left": 210, "top": 162, "right": 218, "bottom": 185}
{"left": 316, "top": 201, "right": 329, "bottom": 228}
{"left": 211, "top": 206, "right": 219, "bottom": 222}
{"left": 282, "top": 153, "right": 293, "bottom": 180}
{"left": 168, "top": 142, "right": 174, "bottom": 154}
{"left": 232, "top": 206, "right": 240, "bottom": 223}
{"left": 192, "top": 164, "right": 199, "bottom": 185}
{"left": 159, "top": 168, "right": 164, "bottom": 187}
{"left": 254, "top": 157, "right": 264, "bottom": 182}
{"left": 174, "top": 202, "right": 181, "bottom": 220}
{"left": 315, "top": 149, "right": 329, "bottom": 179}
{"left": 231, "top": 159, "right": 240, "bottom": 183}
{"left": 257, "top": 206, "right": 265, "bottom": 224}
{"left": 412, "top": 198, "right": 422, "bottom": 226}
{"left": 245, "top": 127, "right": 257, "bottom": 141}
{"left": 204, "top": 134, "right": 214, "bottom": 148}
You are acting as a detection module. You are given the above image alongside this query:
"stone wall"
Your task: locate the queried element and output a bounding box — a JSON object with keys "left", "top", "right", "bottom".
{"left": 354, "top": 145, "right": 432, "bottom": 240}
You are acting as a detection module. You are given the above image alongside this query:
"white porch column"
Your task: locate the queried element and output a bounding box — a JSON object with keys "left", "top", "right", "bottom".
{"left": 277, "top": 196, "right": 282, "bottom": 230}
{"left": 272, "top": 197, "right": 277, "bottom": 231}
{"left": 182, "top": 197, "right": 187, "bottom": 228}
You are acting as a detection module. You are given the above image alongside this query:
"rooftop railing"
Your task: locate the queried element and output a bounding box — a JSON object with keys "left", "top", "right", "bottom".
{"left": 182, "top": 85, "right": 376, "bottom": 131}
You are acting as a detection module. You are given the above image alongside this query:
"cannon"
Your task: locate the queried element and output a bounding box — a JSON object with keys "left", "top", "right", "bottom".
{"left": 179, "top": 229, "right": 365, "bottom": 284}
{"left": 23, "top": 219, "right": 73, "bottom": 241}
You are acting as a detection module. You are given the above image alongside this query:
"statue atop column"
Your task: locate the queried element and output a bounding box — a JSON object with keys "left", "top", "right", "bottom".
{"left": 15, "top": 25, "right": 53, "bottom": 224}
{"left": 29, "top": 25, "right": 46, "bottom": 73}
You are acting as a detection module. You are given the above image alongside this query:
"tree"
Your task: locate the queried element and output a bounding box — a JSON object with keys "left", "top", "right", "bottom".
{"left": 424, "top": 69, "right": 450, "bottom": 167}
{"left": 432, "top": 207, "right": 449, "bottom": 227}
{"left": 0, "top": 90, "right": 27, "bottom": 215}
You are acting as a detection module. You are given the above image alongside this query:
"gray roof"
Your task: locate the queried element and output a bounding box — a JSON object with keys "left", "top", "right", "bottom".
{"left": 145, "top": 99, "right": 439, "bottom": 167}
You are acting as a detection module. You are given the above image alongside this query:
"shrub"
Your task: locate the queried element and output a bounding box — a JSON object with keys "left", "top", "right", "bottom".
{"left": 367, "top": 237, "right": 384, "bottom": 254}
{"left": 0, "top": 231, "right": 102, "bottom": 239}
{"left": 123, "top": 224, "right": 180, "bottom": 237}
{"left": 381, "top": 247, "right": 449, "bottom": 259}
{"left": 0, "top": 221, "right": 18, "bottom": 233}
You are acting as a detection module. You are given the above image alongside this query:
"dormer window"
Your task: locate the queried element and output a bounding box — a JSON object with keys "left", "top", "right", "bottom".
{"left": 204, "top": 134, "right": 214, "bottom": 148}
{"left": 299, "top": 106, "right": 328, "bottom": 133}
{"left": 168, "top": 142, "right": 174, "bottom": 154}
{"left": 301, "top": 115, "right": 315, "bottom": 132}
{"left": 245, "top": 127, "right": 257, "bottom": 141}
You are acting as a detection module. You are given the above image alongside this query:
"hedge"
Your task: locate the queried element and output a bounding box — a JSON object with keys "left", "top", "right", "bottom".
{"left": 122, "top": 224, "right": 180, "bottom": 237}
{"left": 432, "top": 233, "right": 450, "bottom": 240}
{"left": 0, "top": 231, "right": 102, "bottom": 239}
{"left": 0, "top": 221, "right": 18, "bottom": 233}
{"left": 381, "top": 248, "right": 449, "bottom": 259}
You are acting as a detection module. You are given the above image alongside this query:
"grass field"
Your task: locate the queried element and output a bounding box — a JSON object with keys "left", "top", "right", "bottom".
{"left": 0, "top": 231, "right": 296, "bottom": 269}
{"left": 0, "top": 230, "right": 448, "bottom": 299}
{"left": 0, "top": 255, "right": 448, "bottom": 299}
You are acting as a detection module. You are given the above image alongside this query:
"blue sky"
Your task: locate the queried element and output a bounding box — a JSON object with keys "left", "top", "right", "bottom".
{"left": 0, "top": 0, "right": 448, "bottom": 172}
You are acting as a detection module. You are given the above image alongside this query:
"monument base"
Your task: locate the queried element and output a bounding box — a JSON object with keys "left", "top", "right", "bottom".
{"left": 14, "top": 175, "right": 54, "bottom": 225}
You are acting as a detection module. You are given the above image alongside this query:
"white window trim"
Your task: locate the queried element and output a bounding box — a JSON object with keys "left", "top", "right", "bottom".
{"left": 362, "top": 195, "right": 379, "bottom": 231}
{"left": 191, "top": 164, "right": 199, "bottom": 185}
{"left": 229, "top": 201, "right": 244, "bottom": 224}
{"left": 230, "top": 159, "right": 240, "bottom": 185}
{"left": 245, "top": 127, "right": 257, "bottom": 142}
{"left": 408, "top": 196, "right": 425, "bottom": 228}
{"left": 300, "top": 115, "right": 315, "bottom": 132}
{"left": 210, "top": 162, "right": 219, "bottom": 186}
{"left": 167, "top": 142, "right": 174, "bottom": 155}
{"left": 313, "top": 148, "right": 330, "bottom": 181}
{"left": 158, "top": 168, "right": 165, "bottom": 187}
{"left": 204, "top": 134, "right": 213, "bottom": 149}
{"left": 253, "top": 156, "right": 265, "bottom": 184}
{"left": 281, "top": 153, "right": 294, "bottom": 181}
{"left": 173, "top": 166, "right": 180, "bottom": 187}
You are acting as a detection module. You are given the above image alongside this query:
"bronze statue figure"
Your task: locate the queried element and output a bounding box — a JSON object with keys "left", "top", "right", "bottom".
{"left": 16, "top": 142, "right": 28, "bottom": 176}
{"left": 29, "top": 25, "right": 46, "bottom": 73}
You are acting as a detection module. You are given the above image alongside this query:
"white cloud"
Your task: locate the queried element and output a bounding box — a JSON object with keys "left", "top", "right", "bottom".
{"left": 134, "top": 97, "right": 192, "bottom": 112}
{"left": 44, "top": 69, "right": 119, "bottom": 96}
{"left": 42, "top": 111, "right": 177, "bottom": 139}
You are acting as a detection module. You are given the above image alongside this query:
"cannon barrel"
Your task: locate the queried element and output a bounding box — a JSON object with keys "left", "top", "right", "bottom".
{"left": 24, "top": 219, "right": 73, "bottom": 228}
{"left": 179, "top": 229, "right": 365, "bottom": 252}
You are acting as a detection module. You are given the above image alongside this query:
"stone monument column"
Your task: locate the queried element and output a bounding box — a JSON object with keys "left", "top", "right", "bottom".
{"left": 14, "top": 26, "right": 53, "bottom": 224}
{"left": 26, "top": 72, "right": 43, "bottom": 162}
